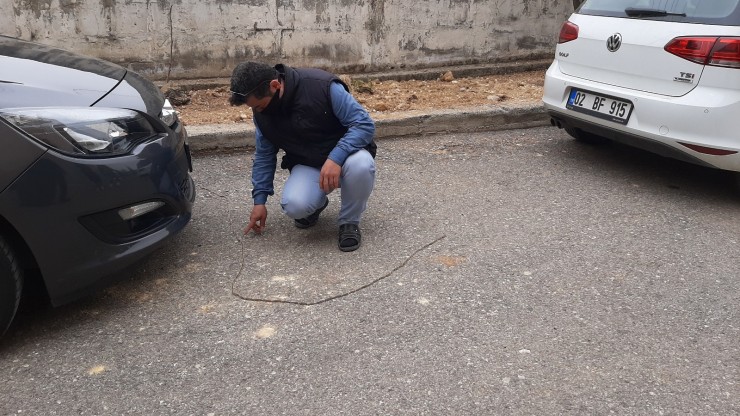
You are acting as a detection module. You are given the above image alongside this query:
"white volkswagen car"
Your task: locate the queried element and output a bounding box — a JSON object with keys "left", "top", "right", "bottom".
{"left": 543, "top": 0, "right": 740, "bottom": 172}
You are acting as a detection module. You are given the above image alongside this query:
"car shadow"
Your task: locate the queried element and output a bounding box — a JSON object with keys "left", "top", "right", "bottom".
{"left": 555, "top": 132, "right": 740, "bottom": 204}
{"left": 0, "top": 248, "right": 181, "bottom": 350}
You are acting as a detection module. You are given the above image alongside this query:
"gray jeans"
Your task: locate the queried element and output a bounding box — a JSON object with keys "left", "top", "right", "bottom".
{"left": 280, "top": 149, "right": 376, "bottom": 225}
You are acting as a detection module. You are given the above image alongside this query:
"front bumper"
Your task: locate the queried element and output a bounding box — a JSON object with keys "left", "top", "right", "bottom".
{"left": 0, "top": 121, "right": 195, "bottom": 306}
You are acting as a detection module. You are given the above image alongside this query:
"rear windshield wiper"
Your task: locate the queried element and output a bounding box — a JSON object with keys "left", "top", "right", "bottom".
{"left": 625, "top": 7, "right": 687, "bottom": 17}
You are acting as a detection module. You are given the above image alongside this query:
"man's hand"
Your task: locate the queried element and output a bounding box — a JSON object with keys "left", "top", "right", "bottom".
{"left": 245, "top": 204, "right": 267, "bottom": 235}
{"left": 319, "top": 159, "right": 342, "bottom": 193}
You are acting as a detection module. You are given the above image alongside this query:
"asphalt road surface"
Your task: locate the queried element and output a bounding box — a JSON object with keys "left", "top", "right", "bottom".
{"left": 2, "top": 126, "right": 739, "bottom": 415}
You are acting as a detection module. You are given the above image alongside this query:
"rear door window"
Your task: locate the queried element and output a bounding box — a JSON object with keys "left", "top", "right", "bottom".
{"left": 578, "top": 0, "right": 740, "bottom": 25}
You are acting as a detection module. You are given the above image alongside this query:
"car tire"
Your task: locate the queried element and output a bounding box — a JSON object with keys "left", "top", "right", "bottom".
{"left": 0, "top": 235, "right": 23, "bottom": 336}
{"left": 564, "top": 126, "right": 610, "bottom": 145}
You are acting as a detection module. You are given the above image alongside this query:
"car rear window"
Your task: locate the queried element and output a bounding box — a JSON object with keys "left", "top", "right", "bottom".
{"left": 578, "top": 0, "right": 740, "bottom": 25}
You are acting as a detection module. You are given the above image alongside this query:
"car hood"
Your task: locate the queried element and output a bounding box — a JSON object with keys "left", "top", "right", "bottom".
{"left": 0, "top": 36, "right": 162, "bottom": 115}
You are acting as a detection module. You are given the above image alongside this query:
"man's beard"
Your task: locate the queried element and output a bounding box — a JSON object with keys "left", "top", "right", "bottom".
{"left": 259, "top": 89, "right": 282, "bottom": 115}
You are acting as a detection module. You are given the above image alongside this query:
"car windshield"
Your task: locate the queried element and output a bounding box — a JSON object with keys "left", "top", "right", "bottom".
{"left": 578, "top": 0, "right": 740, "bottom": 25}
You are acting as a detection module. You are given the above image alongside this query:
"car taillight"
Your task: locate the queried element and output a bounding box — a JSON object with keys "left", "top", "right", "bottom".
{"left": 558, "top": 21, "right": 578, "bottom": 44}
{"left": 665, "top": 37, "right": 740, "bottom": 68}
{"left": 710, "top": 37, "right": 740, "bottom": 68}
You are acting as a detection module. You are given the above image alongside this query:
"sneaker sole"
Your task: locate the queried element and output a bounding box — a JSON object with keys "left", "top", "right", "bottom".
{"left": 294, "top": 198, "right": 329, "bottom": 229}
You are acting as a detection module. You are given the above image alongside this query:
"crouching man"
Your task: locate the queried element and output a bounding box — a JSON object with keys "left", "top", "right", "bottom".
{"left": 230, "top": 61, "right": 377, "bottom": 252}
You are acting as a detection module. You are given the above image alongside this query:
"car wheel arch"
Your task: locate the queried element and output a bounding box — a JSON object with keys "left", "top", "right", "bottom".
{"left": 0, "top": 216, "right": 47, "bottom": 297}
{"left": 0, "top": 232, "right": 23, "bottom": 336}
{"left": 0, "top": 216, "right": 39, "bottom": 269}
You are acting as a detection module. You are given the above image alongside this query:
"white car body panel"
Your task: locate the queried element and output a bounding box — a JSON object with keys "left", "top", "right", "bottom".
{"left": 543, "top": 9, "right": 740, "bottom": 172}
{"left": 558, "top": 15, "right": 739, "bottom": 96}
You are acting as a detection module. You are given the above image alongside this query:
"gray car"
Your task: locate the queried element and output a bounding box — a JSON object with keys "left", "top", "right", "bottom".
{"left": 0, "top": 36, "right": 195, "bottom": 335}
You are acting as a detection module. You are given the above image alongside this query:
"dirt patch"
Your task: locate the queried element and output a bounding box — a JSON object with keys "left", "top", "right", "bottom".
{"left": 172, "top": 70, "right": 545, "bottom": 127}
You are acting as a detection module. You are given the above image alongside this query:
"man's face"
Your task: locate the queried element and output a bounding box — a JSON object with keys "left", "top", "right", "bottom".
{"left": 244, "top": 89, "right": 275, "bottom": 113}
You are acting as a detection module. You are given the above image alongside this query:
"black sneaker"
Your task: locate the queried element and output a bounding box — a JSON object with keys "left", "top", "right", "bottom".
{"left": 338, "top": 223, "right": 361, "bottom": 252}
{"left": 294, "top": 198, "right": 329, "bottom": 229}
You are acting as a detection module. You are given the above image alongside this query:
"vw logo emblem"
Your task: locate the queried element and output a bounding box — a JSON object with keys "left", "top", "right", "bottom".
{"left": 607, "top": 33, "right": 622, "bottom": 52}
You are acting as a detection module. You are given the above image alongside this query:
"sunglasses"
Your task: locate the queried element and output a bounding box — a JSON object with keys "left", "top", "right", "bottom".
{"left": 229, "top": 80, "right": 271, "bottom": 103}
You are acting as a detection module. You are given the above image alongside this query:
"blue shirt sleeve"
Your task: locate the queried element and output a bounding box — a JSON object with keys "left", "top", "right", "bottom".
{"left": 327, "top": 81, "right": 376, "bottom": 166}
{"left": 251, "top": 122, "right": 278, "bottom": 205}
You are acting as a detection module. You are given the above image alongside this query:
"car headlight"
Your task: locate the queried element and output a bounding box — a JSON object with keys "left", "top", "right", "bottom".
{"left": 0, "top": 107, "right": 163, "bottom": 157}
{"left": 160, "top": 98, "right": 179, "bottom": 127}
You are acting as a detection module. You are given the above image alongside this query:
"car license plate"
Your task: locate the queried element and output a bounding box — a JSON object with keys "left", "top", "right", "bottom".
{"left": 566, "top": 89, "right": 633, "bottom": 125}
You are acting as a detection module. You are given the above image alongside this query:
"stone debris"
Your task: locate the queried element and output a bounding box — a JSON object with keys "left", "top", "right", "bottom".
{"left": 439, "top": 71, "right": 455, "bottom": 82}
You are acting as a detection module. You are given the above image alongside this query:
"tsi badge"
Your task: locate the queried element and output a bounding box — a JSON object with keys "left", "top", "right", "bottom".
{"left": 674, "top": 72, "right": 696, "bottom": 83}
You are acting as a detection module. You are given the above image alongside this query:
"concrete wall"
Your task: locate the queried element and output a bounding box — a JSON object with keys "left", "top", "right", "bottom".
{"left": 0, "top": 0, "right": 574, "bottom": 80}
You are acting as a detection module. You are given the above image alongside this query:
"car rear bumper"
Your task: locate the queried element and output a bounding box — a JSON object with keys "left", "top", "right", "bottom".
{"left": 543, "top": 60, "right": 740, "bottom": 172}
